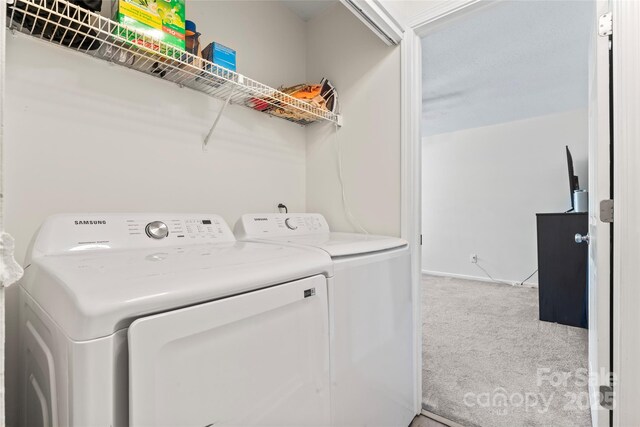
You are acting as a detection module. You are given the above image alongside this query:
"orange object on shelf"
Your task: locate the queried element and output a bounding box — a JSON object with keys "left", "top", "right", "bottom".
{"left": 284, "top": 84, "right": 322, "bottom": 100}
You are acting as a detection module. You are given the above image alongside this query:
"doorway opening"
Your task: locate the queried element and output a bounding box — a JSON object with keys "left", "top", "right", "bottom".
{"left": 418, "top": 2, "right": 597, "bottom": 426}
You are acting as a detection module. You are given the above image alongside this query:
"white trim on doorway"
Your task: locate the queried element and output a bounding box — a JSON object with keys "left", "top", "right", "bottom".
{"left": 612, "top": 1, "right": 640, "bottom": 425}
{"left": 0, "top": 0, "right": 7, "bottom": 424}
{"left": 400, "top": 25, "right": 423, "bottom": 414}
{"left": 404, "top": 0, "right": 482, "bottom": 29}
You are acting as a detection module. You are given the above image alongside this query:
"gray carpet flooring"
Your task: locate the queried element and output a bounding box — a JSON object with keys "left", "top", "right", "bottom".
{"left": 422, "top": 275, "right": 591, "bottom": 427}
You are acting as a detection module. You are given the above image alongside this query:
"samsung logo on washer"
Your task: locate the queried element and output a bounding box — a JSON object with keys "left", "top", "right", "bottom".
{"left": 74, "top": 220, "right": 107, "bottom": 225}
{"left": 253, "top": 218, "right": 268, "bottom": 221}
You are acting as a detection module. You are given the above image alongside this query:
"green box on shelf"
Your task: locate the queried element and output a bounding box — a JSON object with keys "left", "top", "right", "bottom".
{"left": 112, "top": 0, "right": 185, "bottom": 58}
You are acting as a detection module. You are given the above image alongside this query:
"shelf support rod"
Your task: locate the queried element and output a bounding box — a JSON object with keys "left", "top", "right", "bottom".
{"left": 203, "top": 88, "right": 235, "bottom": 150}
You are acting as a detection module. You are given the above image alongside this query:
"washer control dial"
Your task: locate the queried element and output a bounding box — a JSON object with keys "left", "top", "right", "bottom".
{"left": 145, "top": 221, "right": 169, "bottom": 239}
{"left": 284, "top": 218, "right": 298, "bottom": 230}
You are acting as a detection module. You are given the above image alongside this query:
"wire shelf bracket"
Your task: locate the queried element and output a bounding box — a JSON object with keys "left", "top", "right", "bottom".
{"left": 6, "top": 0, "right": 343, "bottom": 131}
{"left": 203, "top": 85, "right": 236, "bottom": 150}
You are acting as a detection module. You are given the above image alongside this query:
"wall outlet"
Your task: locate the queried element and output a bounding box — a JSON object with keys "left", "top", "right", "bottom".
{"left": 470, "top": 254, "right": 478, "bottom": 264}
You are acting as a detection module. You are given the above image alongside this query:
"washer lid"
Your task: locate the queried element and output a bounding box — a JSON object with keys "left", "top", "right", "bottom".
{"left": 245, "top": 232, "right": 407, "bottom": 257}
{"left": 21, "top": 214, "right": 332, "bottom": 341}
{"left": 234, "top": 213, "right": 406, "bottom": 257}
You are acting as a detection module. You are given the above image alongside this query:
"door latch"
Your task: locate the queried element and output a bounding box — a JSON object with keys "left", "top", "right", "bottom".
{"left": 600, "top": 385, "right": 614, "bottom": 410}
{"left": 600, "top": 199, "right": 614, "bottom": 223}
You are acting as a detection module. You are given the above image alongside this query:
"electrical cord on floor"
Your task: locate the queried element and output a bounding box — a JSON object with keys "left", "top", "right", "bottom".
{"left": 334, "top": 123, "right": 368, "bottom": 234}
{"left": 519, "top": 269, "right": 538, "bottom": 286}
{"left": 474, "top": 263, "right": 512, "bottom": 286}
{"left": 474, "top": 262, "right": 539, "bottom": 287}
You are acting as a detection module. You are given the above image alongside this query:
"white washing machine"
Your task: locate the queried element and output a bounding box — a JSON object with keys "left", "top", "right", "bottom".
{"left": 235, "top": 213, "right": 415, "bottom": 427}
{"left": 17, "top": 213, "right": 334, "bottom": 427}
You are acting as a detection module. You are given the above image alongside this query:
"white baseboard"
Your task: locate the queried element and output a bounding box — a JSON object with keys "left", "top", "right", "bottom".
{"left": 422, "top": 269, "right": 538, "bottom": 288}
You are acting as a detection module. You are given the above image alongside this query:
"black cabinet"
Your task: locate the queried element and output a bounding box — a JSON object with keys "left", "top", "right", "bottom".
{"left": 536, "top": 212, "right": 588, "bottom": 328}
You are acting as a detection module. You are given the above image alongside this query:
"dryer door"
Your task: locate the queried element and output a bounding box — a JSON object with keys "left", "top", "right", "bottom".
{"left": 128, "top": 275, "right": 330, "bottom": 427}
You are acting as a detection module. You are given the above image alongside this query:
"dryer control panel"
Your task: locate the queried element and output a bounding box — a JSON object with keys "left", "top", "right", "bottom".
{"left": 235, "top": 213, "right": 330, "bottom": 238}
{"left": 31, "top": 213, "right": 236, "bottom": 257}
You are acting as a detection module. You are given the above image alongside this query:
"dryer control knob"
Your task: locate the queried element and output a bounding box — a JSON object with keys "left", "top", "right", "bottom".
{"left": 285, "top": 218, "right": 298, "bottom": 230}
{"left": 145, "top": 221, "right": 169, "bottom": 239}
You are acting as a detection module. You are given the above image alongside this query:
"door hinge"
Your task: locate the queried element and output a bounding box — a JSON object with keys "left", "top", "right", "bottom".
{"left": 599, "top": 385, "right": 614, "bottom": 410}
{"left": 420, "top": 234, "right": 423, "bottom": 245}
{"left": 599, "top": 12, "right": 612, "bottom": 37}
{"left": 600, "top": 199, "right": 614, "bottom": 223}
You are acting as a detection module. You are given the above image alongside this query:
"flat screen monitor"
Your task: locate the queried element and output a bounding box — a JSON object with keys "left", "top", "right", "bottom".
{"left": 566, "top": 146, "right": 580, "bottom": 211}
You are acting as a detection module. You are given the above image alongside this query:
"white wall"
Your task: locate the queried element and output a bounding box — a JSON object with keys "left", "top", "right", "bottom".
{"left": 4, "top": 2, "right": 308, "bottom": 424}
{"left": 306, "top": 3, "right": 402, "bottom": 236}
{"left": 5, "top": 1, "right": 308, "bottom": 265}
{"left": 422, "top": 109, "right": 588, "bottom": 284}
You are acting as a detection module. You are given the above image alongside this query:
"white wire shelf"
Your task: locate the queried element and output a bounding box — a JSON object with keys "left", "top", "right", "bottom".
{"left": 6, "top": 0, "right": 342, "bottom": 127}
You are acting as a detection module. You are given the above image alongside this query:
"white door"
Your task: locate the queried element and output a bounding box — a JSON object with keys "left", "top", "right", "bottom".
{"left": 128, "top": 275, "right": 331, "bottom": 427}
{"left": 586, "top": 1, "right": 612, "bottom": 425}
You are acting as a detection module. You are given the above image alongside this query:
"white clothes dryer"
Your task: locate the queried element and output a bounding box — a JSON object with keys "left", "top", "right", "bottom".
{"left": 17, "top": 213, "right": 333, "bottom": 427}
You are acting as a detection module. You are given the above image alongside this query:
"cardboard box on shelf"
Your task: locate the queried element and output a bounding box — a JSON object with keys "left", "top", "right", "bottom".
{"left": 112, "top": 0, "right": 185, "bottom": 57}
{"left": 202, "top": 42, "right": 236, "bottom": 72}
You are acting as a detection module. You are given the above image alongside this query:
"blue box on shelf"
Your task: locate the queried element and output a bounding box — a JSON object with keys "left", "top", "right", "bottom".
{"left": 202, "top": 42, "right": 237, "bottom": 72}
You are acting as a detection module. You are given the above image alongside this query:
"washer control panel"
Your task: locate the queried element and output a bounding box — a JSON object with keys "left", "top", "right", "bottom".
{"left": 235, "top": 213, "right": 330, "bottom": 238}
{"left": 32, "top": 213, "right": 236, "bottom": 256}
{"left": 126, "top": 216, "right": 235, "bottom": 243}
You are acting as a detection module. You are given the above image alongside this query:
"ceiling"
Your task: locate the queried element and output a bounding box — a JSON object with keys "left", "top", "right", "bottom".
{"left": 421, "top": 0, "right": 594, "bottom": 136}
{"left": 279, "top": 0, "right": 335, "bottom": 21}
